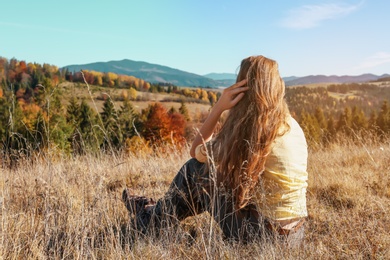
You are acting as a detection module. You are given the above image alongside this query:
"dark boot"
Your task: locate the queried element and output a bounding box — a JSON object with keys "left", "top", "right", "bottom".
{"left": 122, "top": 188, "right": 156, "bottom": 234}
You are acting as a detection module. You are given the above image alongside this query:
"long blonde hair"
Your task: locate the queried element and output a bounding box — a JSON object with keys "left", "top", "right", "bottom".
{"left": 212, "top": 55, "right": 290, "bottom": 209}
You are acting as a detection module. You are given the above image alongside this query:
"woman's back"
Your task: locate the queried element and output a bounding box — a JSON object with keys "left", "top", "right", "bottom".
{"left": 256, "top": 116, "right": 308, "bottom": 221}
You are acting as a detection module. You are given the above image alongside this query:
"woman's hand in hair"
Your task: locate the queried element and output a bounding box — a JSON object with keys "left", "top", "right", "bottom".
{"left": 214, "top": 79, "right": 248, "bottom": 113}
{"left": 190, "top": 79, "right": 248, "bottom": 158}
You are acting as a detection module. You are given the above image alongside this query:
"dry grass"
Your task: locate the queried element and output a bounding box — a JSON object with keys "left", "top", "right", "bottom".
{"left": 1, "top": 138, "right": 389, "bottom": 259}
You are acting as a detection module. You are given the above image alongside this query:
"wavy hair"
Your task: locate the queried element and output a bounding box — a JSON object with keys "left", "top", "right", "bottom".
{"left": 212, "top": 55, "right": 290, "bottom": 209}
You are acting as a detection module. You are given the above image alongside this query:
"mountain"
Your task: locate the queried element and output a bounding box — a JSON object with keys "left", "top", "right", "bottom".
{"left": 283, "top": 76, "right": 299, "bottom": 82}
{"left": 203, "top": 73, "right": 237, "bottom": 80}
{"left": 63, "top": 59, "right": 220, "bottom": 87}
{"left": 284, "top": 74, "right": 390, "bottom": 86}
{"left": 63, "top": 59, "right": 389, "bottom": 88}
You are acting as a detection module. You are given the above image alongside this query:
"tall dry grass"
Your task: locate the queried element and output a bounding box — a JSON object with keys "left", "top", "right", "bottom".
{"left": 1, "top": 137, "right": 389, "bottom": 259}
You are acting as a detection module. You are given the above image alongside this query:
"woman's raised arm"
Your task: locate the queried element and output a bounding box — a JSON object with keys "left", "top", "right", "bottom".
{"left": 190, "top": 79, "right": 248, "bottom": 158}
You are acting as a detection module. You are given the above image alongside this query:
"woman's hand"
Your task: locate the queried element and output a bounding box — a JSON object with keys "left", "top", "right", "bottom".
{"left": 190, "top": 79, "right": 248, "bottom": 158}
{"left": 214, "top": 79, "right": 249, "bottom": 113}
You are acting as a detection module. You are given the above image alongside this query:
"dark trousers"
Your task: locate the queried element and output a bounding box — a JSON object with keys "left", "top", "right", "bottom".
{"left": 148, "top": 159, "right": 304, "bottom": 245}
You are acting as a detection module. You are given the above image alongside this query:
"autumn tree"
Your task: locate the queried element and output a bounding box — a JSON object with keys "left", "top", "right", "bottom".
{"left": 140, "top": 102, "right": 187, "bottom": 146}
{"left": 142, "top": 81, "right": 151, "bottom": 92}
{"left": 0, "top": 57, "right": 6, "bottom": 82}
{"left": 200, "top": 89, "right": 209, "bottom": 102}
{"left": 128, "top": 87, "right": 137, "bottom": 100}
{"left": 168, "top": 112, "right": 186, "bottom": 146}
{"left": 27, "top": 80, "right": 71, "bottom": 152}
{"left": 208, "top": 91, "right": 217, "bottom": 105}
{"left": 103, "top": 72, "right": 118, "bottom": 87}
{"left": 143, "top": 103, "right": 171, "bottom": 145}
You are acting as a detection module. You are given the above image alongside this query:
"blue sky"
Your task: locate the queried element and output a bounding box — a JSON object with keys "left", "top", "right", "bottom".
{"left": 1, "top": 0, "right": 389, "bottom": 77}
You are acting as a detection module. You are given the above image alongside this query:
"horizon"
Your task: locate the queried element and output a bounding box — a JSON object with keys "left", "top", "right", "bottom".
{"left": 1, "top": 1, "right": 389, "bottom": 78}
{"left": 63, "top": 58, "right": 389, "bottom": 78}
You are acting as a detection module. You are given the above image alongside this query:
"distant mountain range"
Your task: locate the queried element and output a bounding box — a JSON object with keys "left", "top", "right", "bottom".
{"left": 63, "top": 59, "right": 390, "bottom": 88}
{"left": 284, "top": 74, "right": 390, "bottom": 86}
{"left": 203, "top": 73, "right": 237, "bottom": 80}
{"left": 64, "top": 59, "right": 219, "bottom": 87}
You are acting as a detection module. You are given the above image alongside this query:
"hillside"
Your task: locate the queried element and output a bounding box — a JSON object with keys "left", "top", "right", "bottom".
{"left": 284, "top": 73, "right": 390, "bottom": 86}
{"left": 64, "top": 59, "right": 221, "bottom": 88}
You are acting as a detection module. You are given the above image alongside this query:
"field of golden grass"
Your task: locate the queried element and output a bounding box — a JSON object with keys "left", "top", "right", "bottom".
{"left": 1, "top": 137, "right": 389, "bottom": 259}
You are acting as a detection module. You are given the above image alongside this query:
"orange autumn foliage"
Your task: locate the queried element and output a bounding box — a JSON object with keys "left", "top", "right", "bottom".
{"left": 143, "top": 103, "right": 186, "bottom": 146}
{"left": 168, "top": 112, "right": 186, "bottom": 145}
{"left": 20, "top": 103, "right": 44, "bottom": 130}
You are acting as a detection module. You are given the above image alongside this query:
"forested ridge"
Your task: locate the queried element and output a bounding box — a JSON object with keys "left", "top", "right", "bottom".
{"left": 1, "top": 57, "right": 389, "bottom": 165}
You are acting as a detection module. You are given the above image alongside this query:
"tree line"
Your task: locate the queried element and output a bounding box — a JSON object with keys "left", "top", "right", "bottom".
{"left": 286, "top": 85, "right": 390, "bottom": 144}
{"left": 0, "top": 57, "right": 221, "bottom": 105}
{"left": 1, "top": 78, "right": 190, "bottom": 163}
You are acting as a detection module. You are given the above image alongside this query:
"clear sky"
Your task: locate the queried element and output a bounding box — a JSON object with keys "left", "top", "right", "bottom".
{"left": 1, "top": 0, "right": 389, "bottom": 77}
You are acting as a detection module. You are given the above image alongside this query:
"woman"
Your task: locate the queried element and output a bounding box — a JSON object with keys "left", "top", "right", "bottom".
{"left": 123, "top": 55, "right": 308, "bottom": 246}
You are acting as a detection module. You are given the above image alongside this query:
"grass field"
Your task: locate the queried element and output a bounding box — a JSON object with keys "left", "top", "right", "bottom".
{"left": 1, "top": 136, "right": 389, "bottom": 259}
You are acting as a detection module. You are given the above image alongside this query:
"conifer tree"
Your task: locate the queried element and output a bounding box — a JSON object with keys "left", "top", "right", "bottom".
{"left": 314, "top": 107, "right": 327, "bottom": 130}
{"left": 45, "top": 86, "right": 72, "bottom": 152}
{"left": 368, "top": 110, "right": 378, "bottom": 132}
{"left": 179, "top": 101, "right": 190, "bottom": 121}
{"left": 377, "top": 100, "right": 389, "bottom": 133}
{"left": 101, "top": 98, "right": 116, "bottom": 129}
{"left": 66, "top": 97, "right": 81, "bottom": 126}
{"left": 66, "top": 97, "right": 82, "bottom": 153}
{"left": 33, "top": 111, "right": 48, "bottom": 150}
{"left": 119, "top": 98, "right": 138, "bottom": 140}
{"left": 300, "top": 111, "right": 321, "bottom": 143}
{"left": 101, "top": 98, "right": 122, "bottom": 149}
{"left": 337, "top": 107, "right": 352, "bottom": 135}
{"left": 351, "top": 106, "right": 367, "bottom": 131}
{"left": 0, "top": 86, "right": 25, "bottom": 165}
{"left": 168, "top": 106, "right": 177, "bottom": 115}
{"left": 78, "top": 99, "right": 100, "bottom": 153}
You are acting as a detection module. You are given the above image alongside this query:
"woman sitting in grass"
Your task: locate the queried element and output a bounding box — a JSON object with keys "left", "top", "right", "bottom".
{"left": 123, "top": 55, "right": 308, "bottom": 246}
